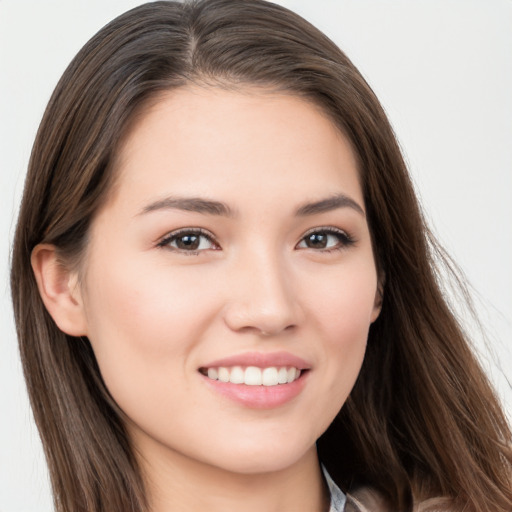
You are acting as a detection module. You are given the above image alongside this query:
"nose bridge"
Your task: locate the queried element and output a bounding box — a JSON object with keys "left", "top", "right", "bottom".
{"left": 223, "top": 243, "right": 300, "bottom": 335}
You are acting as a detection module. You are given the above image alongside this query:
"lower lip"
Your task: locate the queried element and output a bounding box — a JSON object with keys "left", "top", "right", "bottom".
{"left": 201, "top": 372, "right": 308, "bottom": 409}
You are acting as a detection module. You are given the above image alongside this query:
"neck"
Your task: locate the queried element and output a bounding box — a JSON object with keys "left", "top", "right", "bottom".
{"left": 138, "top": 443, "right": 330, "bottom": 512}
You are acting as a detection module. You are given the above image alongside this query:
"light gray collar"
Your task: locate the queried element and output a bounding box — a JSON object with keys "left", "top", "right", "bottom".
{"left": 321, "top": 465, "right": 347, "bottom": 512}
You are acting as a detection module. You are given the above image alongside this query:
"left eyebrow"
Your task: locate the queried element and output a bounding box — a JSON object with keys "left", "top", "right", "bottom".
{"left": 295, "top": 194, "right": 365, "bottom": 217}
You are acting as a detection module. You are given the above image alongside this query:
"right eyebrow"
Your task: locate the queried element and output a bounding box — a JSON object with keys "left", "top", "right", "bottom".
{"left": 137, "top": 196, "right": 235, "bottom": 217}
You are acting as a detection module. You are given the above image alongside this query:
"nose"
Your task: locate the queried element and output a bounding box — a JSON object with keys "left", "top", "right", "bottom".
{"left": 223, "top": 250, "right": 302, "bottom": 337}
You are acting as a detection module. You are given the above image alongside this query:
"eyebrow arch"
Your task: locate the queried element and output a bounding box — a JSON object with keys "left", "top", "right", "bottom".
{"left": 139, "top": 196, "right": 235, "bottom": 217}
{"left": 295, "top": 194, "right": 365, "bottom": 217}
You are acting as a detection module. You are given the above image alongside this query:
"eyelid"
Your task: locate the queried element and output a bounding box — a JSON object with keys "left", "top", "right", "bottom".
{"left": 157, "top": 227, "right": 220, "bottom": 252}
{"left": 300, "top": 226, "right": 348, "bottom": 238}
{"left": 156, "top": 225, "right": 354, "bottom": 253}
{"left": 296, "top": 226, "right": 355, "bottom": 251}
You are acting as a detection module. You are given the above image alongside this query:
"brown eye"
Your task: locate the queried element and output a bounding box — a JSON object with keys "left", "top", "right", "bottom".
{"left": 175, "top": 234, "right": 201, "bottom": 250}
{"left": 303, "top": 233, "right": 329, "bottom": 249}
{"left": 159, "top": 229, "right": 218, "bottom": 253}
{"left": 297, "top": 228, "right": 353, "bottom": 251}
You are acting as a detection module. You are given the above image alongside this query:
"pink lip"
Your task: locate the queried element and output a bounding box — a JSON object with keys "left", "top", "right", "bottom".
{"left": 201, "top": 371, "right": 309, "bottom": 409}
{"left": 200, "top": 351, "right": 311, "bottom": 370}
{"left": 199, "top": 351, "right": 311, "bottom": 409}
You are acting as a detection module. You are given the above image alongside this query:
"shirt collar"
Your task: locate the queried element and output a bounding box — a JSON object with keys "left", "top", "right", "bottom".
{"left": 322, "top": 465, "right": 347, "bottom": 512}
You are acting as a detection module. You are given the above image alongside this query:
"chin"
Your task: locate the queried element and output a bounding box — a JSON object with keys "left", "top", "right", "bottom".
{"left": 204, "top": 437, "right": 316, "bottom": 475}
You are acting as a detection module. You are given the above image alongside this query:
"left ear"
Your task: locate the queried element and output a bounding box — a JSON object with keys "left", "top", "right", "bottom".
{"left": 370, "top": 273, "right": 385, "bottom": 323}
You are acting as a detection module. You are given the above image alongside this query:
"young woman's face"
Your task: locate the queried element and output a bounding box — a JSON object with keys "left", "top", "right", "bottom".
{"left": 78, "top": 87, "right": 381, "bottom": 475}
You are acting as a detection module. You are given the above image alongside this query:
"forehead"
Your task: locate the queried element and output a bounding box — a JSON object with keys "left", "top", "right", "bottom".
{"left": 109, "top": 86, "right": 362, "bottom": 211}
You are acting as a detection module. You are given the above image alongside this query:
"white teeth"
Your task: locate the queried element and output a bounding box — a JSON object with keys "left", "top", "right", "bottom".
{"left": 262, "top": 367, "right": 278, "bottom": 386}
{"left": 229, "top": 366, "right": 244, "bottom": 384}
{"left": 277, "top": 367, "right": 288, "bottom": 384}
{"left": 245, "top": 366, "right": 262, "bottom": 386}
{"left": 287, "top": 367, "right": 297, "bottom": 383}
{"left": 218, "top": 367, "right": 230, "bottom": 383}
{"left": 204, "top": 365, "right": 302, "bottom": 386}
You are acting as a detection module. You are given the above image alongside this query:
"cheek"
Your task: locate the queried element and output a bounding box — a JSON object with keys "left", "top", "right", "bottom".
{"left": 301, "top": 262, "right": 377, "bottom": 405}
{"left": 304, "top": 258, "right": 378, "bottom": 341}
{"left": 81, "top": 255, "right": 217, "bottom": 405}
{"left": 85, "top": 249, "right": 215, "bottom": 340}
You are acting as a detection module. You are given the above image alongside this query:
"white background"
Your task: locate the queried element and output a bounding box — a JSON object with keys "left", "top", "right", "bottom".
{"left": 1, "top": 1, "right": 511, "bottom": 510}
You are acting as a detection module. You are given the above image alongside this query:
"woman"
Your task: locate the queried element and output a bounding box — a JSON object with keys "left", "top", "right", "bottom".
{"left": 10, "top": 1, "right": 511, "bottom": 511}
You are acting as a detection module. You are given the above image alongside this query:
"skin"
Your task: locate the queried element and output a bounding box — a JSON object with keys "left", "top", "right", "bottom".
{"left": 33, "top": 87, "right": 382, "bottom": 512}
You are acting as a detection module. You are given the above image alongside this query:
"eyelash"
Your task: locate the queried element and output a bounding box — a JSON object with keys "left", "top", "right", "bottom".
{"left": 296, "top": 226, "right": 355, "bottom": 253}
{"left": 157, "top": 226, "right": 355, "bottom": 255}
{"left": 157, "top": 228, "right": 219, "bottom": 256}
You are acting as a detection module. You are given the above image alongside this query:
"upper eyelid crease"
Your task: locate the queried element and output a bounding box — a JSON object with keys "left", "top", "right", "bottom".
{"left": 157, "top": 229, "right": 220, "bottom": 254}
{"left": 158, "top": 228, "right": 216, "bottom": 243}
{"left": 297, "top": 227, "right": 355, "bottom": 247}
{"left": 157, "top": 226, "right": 353, "bottom": 245}
{"left": 156, "top": 227, "right": 354, "bottom": 255}
{"left": 301, "top": 226, "right": 349, "bottom": 237}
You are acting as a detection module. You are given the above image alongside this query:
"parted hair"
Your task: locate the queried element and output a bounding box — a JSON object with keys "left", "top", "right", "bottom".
{"left": 10, "top": 1, "right": 512, "bottom": 511}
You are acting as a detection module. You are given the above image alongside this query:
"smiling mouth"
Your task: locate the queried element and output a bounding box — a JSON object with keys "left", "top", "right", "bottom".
{"left": 199, "top": 366, "right": 303, "bottom": 386}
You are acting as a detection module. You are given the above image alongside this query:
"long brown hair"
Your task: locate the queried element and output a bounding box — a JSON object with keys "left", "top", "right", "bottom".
{"left": 10, "top": 1, "right": 511, "bottom": 511}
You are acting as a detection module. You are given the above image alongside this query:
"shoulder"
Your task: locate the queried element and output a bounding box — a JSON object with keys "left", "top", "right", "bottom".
{"left": 345, "top": 487, "right": 455, "bottom": 512}
{"left": 413, "top": 497, "right": 457, "bottom": 512}
{"left": 344, "top": 487, "right": 390, "bottom": 512}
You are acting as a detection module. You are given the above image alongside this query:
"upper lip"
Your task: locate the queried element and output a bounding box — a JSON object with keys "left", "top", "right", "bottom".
{"left": 200, "top": 351, "right": 311, "bottom": 370}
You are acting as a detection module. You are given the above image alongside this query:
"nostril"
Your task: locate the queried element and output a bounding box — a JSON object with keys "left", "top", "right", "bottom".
{"left": 259, "top": 324, "right": 296, "bottom": 337}
{"left": 222, "top": 291, "right": 302, "bottom": 335}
